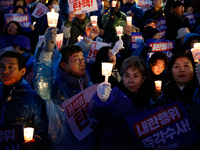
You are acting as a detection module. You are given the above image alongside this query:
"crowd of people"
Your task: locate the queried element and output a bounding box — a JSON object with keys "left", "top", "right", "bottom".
{"left": 1, "top": 0, "right": 200, "bottom": 149}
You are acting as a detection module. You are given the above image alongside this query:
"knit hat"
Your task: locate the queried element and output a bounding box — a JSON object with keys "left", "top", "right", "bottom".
{"left": 183, "top": 33, "right": 200, "bottom": 44}
{"left": 11, "top": 35, "right": 31, "bottom": 51}
{"left": 142, "top": 26, "right": 159, "bottom": 42}
{"left": 173, "top": 1, "right": 184, "bottom": 9}
{"left": 176, "top": 27, "right": 190, "bottom": 39}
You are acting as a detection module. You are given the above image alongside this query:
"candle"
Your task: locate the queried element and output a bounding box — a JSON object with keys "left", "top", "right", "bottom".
{"left": 126, "top": 16, "right": 132, "bottom": 26}
{"left": 90, "top": 16, "right": 98, "bottom": 27}
{"left": 102, "top": 62, "right": 113, "bottom": 83}
{"left": 77, "top": 35, "right": 83, "bottom": 42}
{"left": 112, "top": 1, "right": 117, "bottom": 7}
{"left": 191, "top": 43, "right": 200, "bottom": 63}
{"left": 102, "top": 1, "right": 104, "bottom": 8}
{"left": 116, "top": 26, "right": 123, "bottom": 40}
{"left": 47, "top": 9, "right": 59, "bottom": 27}
{"left": 154, "top": 80, "right": 162, "bottom": 91}
{"left": 24, "top": 127, "right": 34, "bottom": 142}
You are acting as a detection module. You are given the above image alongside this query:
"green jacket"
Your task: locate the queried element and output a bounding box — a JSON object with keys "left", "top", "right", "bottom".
{"left": 64, "top": 16, "right": 90, "bottom": 45}
{"left": 102, "top": 10, "right": 127, "bottom": 43}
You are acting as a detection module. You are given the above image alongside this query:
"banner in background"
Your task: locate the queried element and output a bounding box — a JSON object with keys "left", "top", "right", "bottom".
{"left": 4, "top": 13, "right": 32, "bottom": 32}
{"left": 126, "top": 102, "right": 200, "bottom": 149}
{"left": 68, "top": 0, "right": 98, "bottom": 15}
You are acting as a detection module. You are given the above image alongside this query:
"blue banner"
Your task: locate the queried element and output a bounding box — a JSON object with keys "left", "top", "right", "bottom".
{"left": 146, "top": 39, "right": 174, "bottom": 62}
{"left": 4, "top": 13, "right": 32, "bottom": 32}
{"left": 0, "top": 124, "right": 24, "bottom": 149}
{"left": 185, "top": 13, "right": 197, "bottom": 28}
{"left": 126, "top": 102, "right": 200, "bottom": 149}
{"left": 129, "top": 32, "right": 143, "bottom": 52}
{"left": 156, "top": 18, "right": 167, "bottom": 39}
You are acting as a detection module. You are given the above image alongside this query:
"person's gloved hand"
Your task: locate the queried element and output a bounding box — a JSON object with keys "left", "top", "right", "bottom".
{"left": 97, "top": 82, "right": 111, "bottom": 102}
{"left": 44, "top": 27, "right": 57, "bottom": 53}
{"left": 111, "top": 39, "right": 124, "bottom": 55}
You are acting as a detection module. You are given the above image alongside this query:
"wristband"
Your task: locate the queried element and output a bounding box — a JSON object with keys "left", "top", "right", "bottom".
{"left": 86, "top": 36, "right": 92, "bottom": 42}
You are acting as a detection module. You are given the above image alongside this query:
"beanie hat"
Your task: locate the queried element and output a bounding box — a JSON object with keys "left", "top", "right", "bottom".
{"left": 176, "top": 27, "right": 190, "bottom": 39}
{"left": 142, "top": 26, "right": 159, "bottom": 42}
{"left": 11, "top": 35, "right": 31, "bottom": 51}
{"left": 183, "top": 33, "right": 200, "bottom": 44}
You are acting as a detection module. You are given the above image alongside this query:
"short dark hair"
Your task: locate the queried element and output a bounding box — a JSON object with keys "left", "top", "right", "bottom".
{"left": 13, "top": 6, "right": 26, "bottom": 13}
{"left": 3, "top": 21, "right": 23, "bottom": 35}
{"left": 149, "top": 52, "right": 169, "bottom": 68}
{"left": 59, "top": 45, "right": 83, "bottom": 64}
{"left": 13, "top": 0, "right": 27, "bottom": 7}
{"left": 47, "top": 0, "right": 58, "bottom": 5}
{"left": 167, "top": 53, "right": 195, "bottom": 80}
{"left": 120, "top": 56, "right": 147, "bottom": 77}
{"left": 0, "top": 51, "right": 26, "bottom": 70}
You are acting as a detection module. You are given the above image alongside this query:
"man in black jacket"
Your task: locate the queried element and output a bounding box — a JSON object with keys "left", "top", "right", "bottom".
{"left": 164, "top": 0, "right": 191, "bottom": 42}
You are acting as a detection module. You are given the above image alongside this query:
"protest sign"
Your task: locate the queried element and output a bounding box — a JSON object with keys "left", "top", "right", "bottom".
{"left": 146, "top": 39, "right": 174, "bottom": 62}
{"left": 4, "top": 13, "right": 32, "bottom": 32}
{"left": 31, "top": 2, "right": 49, "bottom": 18}
{"left": 68, "top": 0, "right": 98, "bottom": 15}
{"left": 86, "top": 41, "right": 111, "bottom": 64}
{"left": 156, "top": 18, "right": 167, "bottom": 39}
{"left": 0, "top": 0, "right": 13, "bottom": 13}
{"left": 39, "top": 33, "right": 63, "bottom": 50}
{"left": 136, "top": 0, "right": 152, "bottom": 12}
{"left": 61, "top": 84, "right": 99, "bottom": 141}
{"left": 185, "top": 13, "right": 197, "bottom": 28}
{"left": 126, "top": 102, "right": 200, "bottom": 149}
{"left": 129, "top": 32, "right": 143, "bottom": 52}
{"left": 0, "top": 124, "right": 24, "bottom": 150}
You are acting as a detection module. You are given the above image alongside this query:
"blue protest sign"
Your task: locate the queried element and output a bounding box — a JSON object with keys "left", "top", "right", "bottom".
{"left": 0, "top": 124, "right": 24, "bottom": 150}
{"left": 0, "top": 0, "right": 13, "bottom": 13}
{"left": 185, "top": 13, "right": 197, "bottom": 28}
{"left": 4, "top": 13, "right": 32, "bottom": 32}
{"left": 126, "top": 102, "right": 200, "bottom": 149}
{"left": 129, "top": 32, "right": 143, "bottom": 52}
{"left": 156, "top": 18, "right": 167, "bottom": 39}
{"left": 146, "top": 39, "right": 174, "bottom": 62}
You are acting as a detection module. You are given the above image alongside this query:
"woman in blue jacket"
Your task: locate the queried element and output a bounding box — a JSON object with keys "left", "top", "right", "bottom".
{"left": 88, "top": 56, "right": 155, "bottom": 150}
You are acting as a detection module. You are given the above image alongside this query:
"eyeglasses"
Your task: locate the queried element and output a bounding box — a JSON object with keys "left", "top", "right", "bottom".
{"left": 74, "top": 58, "right": 85, "bottom": 65}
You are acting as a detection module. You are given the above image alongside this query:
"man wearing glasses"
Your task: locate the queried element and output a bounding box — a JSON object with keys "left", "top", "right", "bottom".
{"left": 33, "top": 26, "right": 99, "bottom": 150}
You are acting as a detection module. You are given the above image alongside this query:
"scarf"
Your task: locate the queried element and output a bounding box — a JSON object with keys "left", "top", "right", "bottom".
{"left": 57, "top": 66, "right": 89, "bottom": 91}
{"left": 117, "top": 81, "right": 150, "bottom": 107}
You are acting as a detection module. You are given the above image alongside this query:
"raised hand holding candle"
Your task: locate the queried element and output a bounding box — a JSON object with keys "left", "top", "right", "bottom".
{"left": 126, "top": 16, "right": 132, "bottom": 26}
{"left": 191, "top": 43, "right": 200, "bottom": 63}
{"left": 154, "top": 80, "right": 162, "bottom": 91}
{"left": 77, "top": 35, "right": 83, "bottom": 42}
{"left": 112, "top": 1, "right": 117, "bottom": 7}
{"left": 47, "top": 9, "right": 59, "bottom": 27}
{"left": 24, "top": 127, "right": 34, "bottom": 142}
{"left": 116, "top": 26, "right": 123, "bottom": 40}
{"left": 102, "top": 62, "right": 113, "bottom": 83}
{"left": 90, "top": 16, "right": 98, "bottom": 27}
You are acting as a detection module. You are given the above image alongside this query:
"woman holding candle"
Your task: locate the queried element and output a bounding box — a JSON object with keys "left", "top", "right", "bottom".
{"left": 148, "top": 52, "right": 169, "bottom": 100}
{"left": 156, "top": 53, "right": 198, "bottom": 107}
{"left": 155, "top": 53, "right": 200, "bottom": 148}
{"left": 88, "top": 56, "right": 156, "bottom": 149}
{"left": 90, "top": 45, "right": 122, "bottom": 88}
